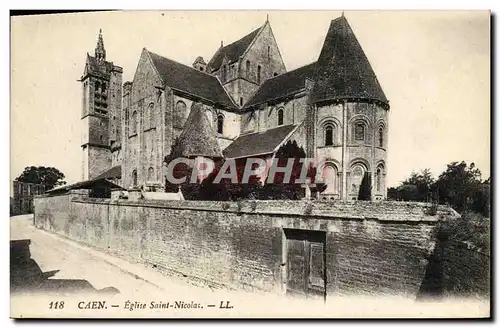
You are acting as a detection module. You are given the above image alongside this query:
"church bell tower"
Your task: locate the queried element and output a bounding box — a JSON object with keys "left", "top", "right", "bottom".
{"left": 80, "top": 29, "right": 123, "bottom": 181}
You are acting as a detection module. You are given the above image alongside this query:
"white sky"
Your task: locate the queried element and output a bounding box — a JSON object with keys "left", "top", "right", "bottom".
{"left": 10, "top": 10, "right": 490, "bottom": 187}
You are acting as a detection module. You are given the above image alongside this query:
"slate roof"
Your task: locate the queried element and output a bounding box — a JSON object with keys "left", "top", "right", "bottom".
{"left": 207, "top": 25, "right": 262, "bottom": 72}
{"left": 176, "top": 102, "right": 223, "bottom": 158}
{"left": 147, "top": 50, "right": 237, "bottom": 110}
{"left": 245, "top": 62, "right": 317, "bottom": 108}
{"left": 94, "top": 165, "right": 122, "bottom": 180}
{"left": 223, "top": 125, "right": 297, "bottom": 159}
{"left": 84, "top": 54, "right": 114, "bottom": 78}
{"left": 311, "top": 16, "right": 389, "bottom": 106}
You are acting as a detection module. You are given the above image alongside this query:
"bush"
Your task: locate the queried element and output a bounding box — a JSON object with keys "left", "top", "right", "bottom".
{"left": 435, "top": 211, "right": 490, "bottom": 255}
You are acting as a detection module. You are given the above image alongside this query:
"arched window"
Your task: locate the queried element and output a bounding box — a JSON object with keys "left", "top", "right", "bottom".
{"left": 376, "top": 164, "right": 385, "bottom": 193}
{"left": 95, "top": 81, "right": 101, "bottom": 93}
{"left": 277, "top": 108, "right": 284, "bottom": 126}
{"left": 267, "top": 46, "right": 270, "bottom": 60}
{"left": 149, "top": 102, "right": 155, "bottom": 129}
{"left": 378, "top": 126, "right": 384, "bottom": 147}
{"left": 354, "top": 122, "right": 365, "bottom": 141}
{"left": 131, "top": 111, "right": 138, "bottom": 135}
{"left": 325, "top": 125, "right": 334, "bottom": 146}
{"left": 240, "top": 97, "right": 243, "bottom": 106}
{"left": 322, "top": 164, "right": 338, "bottom": 194}
{"left": 273, "top": 72, "right": 278, "bottom": 77}
{"left": 257, "top": 65, "right": 261, "bottom": 84}
{"left": 246, "top": 60, "right": 250, "bottom": 77}
{"left": 376, "top": 167, "right": 382, "bottom": 192}
{"left": 147, "top": 167, "right": 154, "bottom": 182}
{"left": 217, "top": 115, "right": 224, "bottom": 134}
{"left": 101, "top": 82, "right": 106, "bottom": 94}
{"left": 174, "top": 101, "right": 187, "bottom": 128}
{"left": 350, "top": 164, "right": 366, "bottom": 193}
{"left": 132, "top": 170, "right": 138, "bottom": 187}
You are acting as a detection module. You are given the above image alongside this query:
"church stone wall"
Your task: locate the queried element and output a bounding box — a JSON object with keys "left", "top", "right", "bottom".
{"left": 34, "top": 196, "right": 460, "bottom": 298}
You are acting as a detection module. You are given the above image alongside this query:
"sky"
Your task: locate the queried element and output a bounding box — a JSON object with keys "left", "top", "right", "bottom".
{"left": 10, "top": 10, "right": 490, "bottom": 187}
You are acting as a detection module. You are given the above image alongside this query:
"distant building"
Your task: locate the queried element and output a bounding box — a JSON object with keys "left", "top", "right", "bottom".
{"left": 80, "top": 15, "right": 390, "bottom": 201}
{"left": 12, "top": 181, "right": 45, "bottom": 215}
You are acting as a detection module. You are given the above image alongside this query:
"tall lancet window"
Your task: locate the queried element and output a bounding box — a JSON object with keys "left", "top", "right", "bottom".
{"left": 277, "top": 108, "right": 284, "bottom": 126}
{"left": 376, "top": 167, "right": 382, "bottom": 192}
{"left": 378, "top": 127, "right": 384, "bottom": 147}
{"left": 132, "top": 170, "right": 138, "bottom": 187}
{"left": 217, "top": 115, "right": 224, "bottom": 134}
{"left": 325, "top": 125, "right": 334, "bottom": 146}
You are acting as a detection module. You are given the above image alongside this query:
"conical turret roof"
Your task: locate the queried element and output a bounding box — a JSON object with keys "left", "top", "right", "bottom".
{"left": 176, "top": 102, "right": 223, "bottom": 158}
{"left": 311, "top": 16, "right": 389, "bottom": 107}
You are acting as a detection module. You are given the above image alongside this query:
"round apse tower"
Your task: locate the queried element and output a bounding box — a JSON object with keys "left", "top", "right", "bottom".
{"left": 309, "top": 15, "right": 390, "bottom": 201}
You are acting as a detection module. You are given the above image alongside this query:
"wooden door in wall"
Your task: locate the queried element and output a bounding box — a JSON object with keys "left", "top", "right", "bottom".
{"left": 285, "top": 229, "right": 326, "bottom": 300}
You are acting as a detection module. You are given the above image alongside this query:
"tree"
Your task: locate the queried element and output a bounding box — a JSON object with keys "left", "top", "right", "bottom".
{"left": 397, "top": 168, "right": 435, "bottom": 202}
{"left": 258, "top": 140, "right": 326, "bottom": 200}
{"left": 470, "top": 179, "right": 491, "bottom": 218}
{"left": 16, "top": 166, "right": 65, "bottom": 190}
{"left": 388, "top": 162, "right": 489, "bottom": 216}
{"left": 198, "top": 158, "right": 263, "bottom": 201}
{"left": 434, "top": 161, "right": 482, "bottom": 213}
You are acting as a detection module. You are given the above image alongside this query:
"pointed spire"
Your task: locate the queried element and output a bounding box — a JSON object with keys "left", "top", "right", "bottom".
{"left": 266, "top": 14, "right": 269, "bottom": 22}
{"left": 95, "top": 29, "right": 106, "bottom": 61}
{"left": 220, "top": 40, "right": 223, "bottom": 48}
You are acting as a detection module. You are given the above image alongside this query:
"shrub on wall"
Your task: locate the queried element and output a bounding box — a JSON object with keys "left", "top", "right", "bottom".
{"left": 435, "top": 211, "right": 490, "bottom": 255}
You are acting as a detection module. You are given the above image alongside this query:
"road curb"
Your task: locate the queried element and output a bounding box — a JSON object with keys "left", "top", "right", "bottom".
{"left": 32, "top": 226, "right": 168, "bottom": 292}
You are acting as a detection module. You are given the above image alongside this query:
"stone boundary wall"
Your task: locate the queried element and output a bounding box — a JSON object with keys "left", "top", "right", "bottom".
{"left": 34, "top": 192, "right": 461, "bottom": 298}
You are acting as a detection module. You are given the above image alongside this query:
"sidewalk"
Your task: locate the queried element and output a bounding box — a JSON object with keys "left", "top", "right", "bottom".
{"left": 31, "top": 221, "right": 218, "bottom": 297}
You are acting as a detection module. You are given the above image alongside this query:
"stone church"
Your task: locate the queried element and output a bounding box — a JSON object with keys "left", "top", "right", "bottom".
{"left": 80, "top": 15, "right": 390, "bottom": 201}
